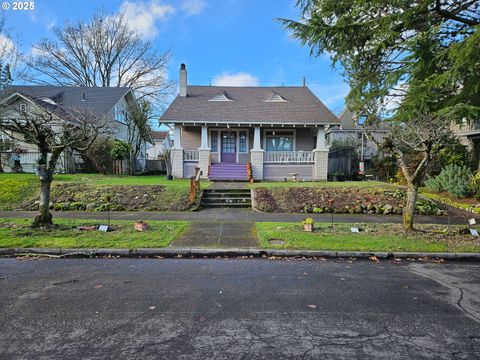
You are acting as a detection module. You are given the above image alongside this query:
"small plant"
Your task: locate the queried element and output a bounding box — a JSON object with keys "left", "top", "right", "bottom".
{"left": 303, "top": 217, "right": 314, "bottom": 232}
{"left": 470, "top": 171, "right": 480, "bottom": 199}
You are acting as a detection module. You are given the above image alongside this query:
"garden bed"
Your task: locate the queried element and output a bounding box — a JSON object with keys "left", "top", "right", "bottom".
{"left": 256, "top": 222, "right": 480, "bottom": 253}
{"left": 0, "top": 218, "right": 189, "bottom": 248}
{"left": 21, "top": 183, "right": 192, "bottom": 212}
{"left": 253, "top": 187, "right": 443, "bottom": 215}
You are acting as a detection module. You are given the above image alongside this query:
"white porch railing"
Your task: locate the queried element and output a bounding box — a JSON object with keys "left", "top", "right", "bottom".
{"left": 264, "top": 151, "right": 314, "bottom": 164}
{"left": 184, "top": 150, "right": 199, "bottom": 161}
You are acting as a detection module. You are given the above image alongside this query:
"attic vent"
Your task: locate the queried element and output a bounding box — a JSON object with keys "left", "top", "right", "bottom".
{"left": 209, "top": 91, "right": 232, "bottom": 102}
{"left": 264, "top": 92, "right": 288, "bottom": 102}
{"left": 39, "top": 97, "right": 57, "bottom": 105}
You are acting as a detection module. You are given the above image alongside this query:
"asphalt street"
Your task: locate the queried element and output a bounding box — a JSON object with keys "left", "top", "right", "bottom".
{"left": 0, "top": 258, "right": 479, "bottom": 359}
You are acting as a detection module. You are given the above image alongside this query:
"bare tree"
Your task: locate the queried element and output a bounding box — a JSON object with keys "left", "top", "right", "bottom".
{"left": 22, "top": 12, "right": 174, "bottom": 111}
{"left": 364, "top": 113, "right": 453, "bottom": 229}
{"left": 0, "top": 96, "right": 110, "bottom": 227}
{"left": 126, "top": 99, "right": 152, "bottom": 173}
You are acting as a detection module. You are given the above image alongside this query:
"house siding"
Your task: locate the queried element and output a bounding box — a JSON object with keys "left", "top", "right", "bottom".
{"left": 264, "top": 164, "right": 313, "bottom": 181}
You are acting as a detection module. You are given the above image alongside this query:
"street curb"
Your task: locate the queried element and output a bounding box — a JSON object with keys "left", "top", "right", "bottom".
{"left": 1, "top": 247, "right": 479, "bottom": 261}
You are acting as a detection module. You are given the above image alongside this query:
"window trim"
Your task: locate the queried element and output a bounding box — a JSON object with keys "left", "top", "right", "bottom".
{"left": 208, "top": 128, "right": 250, "bottom": 163}
{"left": 263, "top": 129, "right": 296, "bottom": 152}
{"left": 114, "top": 104, "right": 128, "bottom": 124}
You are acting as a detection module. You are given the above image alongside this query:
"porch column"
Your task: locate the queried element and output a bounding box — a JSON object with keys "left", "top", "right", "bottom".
{"left": 198, "top": 126, "right": 210, "bottom": 179}
{"left": 313, "top": 126, "right": 329, "bottom": 181}
{"left": 171, "top": 124, "right": 184, "bottom": 178}
{"left": 250, "top": 126, "right": 264, "bottom": 180}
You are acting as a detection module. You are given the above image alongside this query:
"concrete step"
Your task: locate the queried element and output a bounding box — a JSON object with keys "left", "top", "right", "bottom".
{"left": 202, "top": 202, "right": 252, "bottom": 208}
{"left": 203, "top": 193, "right": 251, "bottom": 198}
{"left": 202, "top": 199, "right": 251, "bottom": 205}
{"left": 203, "top": 189, "right": 251, "bottom": 194}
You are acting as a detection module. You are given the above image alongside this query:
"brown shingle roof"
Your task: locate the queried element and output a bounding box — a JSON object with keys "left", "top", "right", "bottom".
{"left": 151, "top": 131, "right": 169, "bottom": 140}
{"left": 160, "top": 86, "right": 339, "bottom": 125}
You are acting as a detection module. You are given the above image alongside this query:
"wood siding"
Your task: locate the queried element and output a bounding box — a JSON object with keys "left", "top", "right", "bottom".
{"left": 264, "top": 164, "right": 313, "bottom": 181}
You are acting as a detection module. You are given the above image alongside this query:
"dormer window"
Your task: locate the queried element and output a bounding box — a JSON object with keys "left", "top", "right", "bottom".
{"left": 263, "top": 91, "right": 288, "bottom": 102}
{"left": 209, "top": 90, "right": 232, "bottom": 102}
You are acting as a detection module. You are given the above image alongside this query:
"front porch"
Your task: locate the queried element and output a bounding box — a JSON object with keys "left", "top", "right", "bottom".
{"left": 170, "top": 124, "right": 330, "bottom": 181}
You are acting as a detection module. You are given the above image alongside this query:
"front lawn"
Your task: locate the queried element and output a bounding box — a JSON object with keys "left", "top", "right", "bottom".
{"left": 0, "top": 173, "right": 210, "bottom": 211}
{"left": 0, "top": 218, "right": 189, "bottom": 248}
{"left": 256, "top": 222, "right": 480, "bottom": 253}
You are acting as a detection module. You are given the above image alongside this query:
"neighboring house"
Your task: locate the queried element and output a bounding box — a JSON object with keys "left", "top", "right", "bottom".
{"left": 452, "top": 120, "right": 480, "bottom": 170}
{"left": 0, "top": 86, "right": 150, "bottom": 173}
{"left": 331, "top": 107, "right": 388, "bottom": 160}
{"left": 328, "top": 108, "right": 388, "bottom": 177}
{"left": 159, "top": 64, "right": 340, "bottom": 181}
{"left": 146, "top": 131, "right": 170, "bottom": 159}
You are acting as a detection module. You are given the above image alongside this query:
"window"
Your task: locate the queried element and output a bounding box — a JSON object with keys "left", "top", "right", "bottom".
{"left": 114, "top": 105, "right": 127, "bottom": 124}
{"left": 239, "top": 131, "right": 247, "bottom": 152}
{"left": 265, "top": 131, "right": 294, "bottom": 152}
{"left": 210, "top": 131, "right": 218, "bottom": 152}
{"left": 19, "top": 103, "right": 27, "bottom": 113}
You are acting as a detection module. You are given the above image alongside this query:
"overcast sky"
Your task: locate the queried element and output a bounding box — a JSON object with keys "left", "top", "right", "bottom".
{"left": 2, "top": 0, "right": 349, "bottom": 115}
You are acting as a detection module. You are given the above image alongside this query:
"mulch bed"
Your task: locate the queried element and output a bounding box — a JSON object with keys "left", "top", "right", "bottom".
{"left": 254, "top": 187, "right": 443, "bottom": 215}
{"left": 20, "top": 183, "right": 191, "bottom": 212}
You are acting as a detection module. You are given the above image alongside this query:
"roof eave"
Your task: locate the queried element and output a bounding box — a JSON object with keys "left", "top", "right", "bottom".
{"left": 159, "top": 119, "right": 340, "bottom": 127}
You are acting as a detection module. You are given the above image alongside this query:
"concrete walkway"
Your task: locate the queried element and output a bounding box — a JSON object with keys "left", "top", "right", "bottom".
{"left": 0, "top": 209, "right": 467, "bottom": 225}
{"left": 172, "top": 220, "right": 259, "bottom": 248}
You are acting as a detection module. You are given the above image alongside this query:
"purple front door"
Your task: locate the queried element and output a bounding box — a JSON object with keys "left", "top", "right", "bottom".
{"left": 221, "top": 131, "right": 236, "bottom": 163}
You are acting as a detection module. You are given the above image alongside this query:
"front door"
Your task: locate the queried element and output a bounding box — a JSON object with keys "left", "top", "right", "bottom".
{"left": 221, "top": 131, "right": 236, "bottom": 163}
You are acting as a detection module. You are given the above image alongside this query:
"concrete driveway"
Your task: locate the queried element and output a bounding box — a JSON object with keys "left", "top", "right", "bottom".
{"left": 0, "top": 258, "right": 479, "bottom": 359}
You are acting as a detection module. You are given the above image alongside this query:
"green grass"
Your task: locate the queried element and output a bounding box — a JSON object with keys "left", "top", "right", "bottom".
{"left": 0, "top": 174, "right": 39, "bottom": 210}
{"left": 256, "top": 222, "right": 480, "bottom": 253}
{"left": 0, "top": 218, "right": 189, "bottom": 248}
{"left": 248, "top": 180, "right": 400, "bottom": 190}
{"left": 0, "top": 173, "right": 210, "bottom": 210}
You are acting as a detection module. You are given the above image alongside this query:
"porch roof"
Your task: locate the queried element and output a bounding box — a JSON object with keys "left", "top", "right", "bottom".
{"left": 160, "top": 86, "right": 340, "bottom": 127}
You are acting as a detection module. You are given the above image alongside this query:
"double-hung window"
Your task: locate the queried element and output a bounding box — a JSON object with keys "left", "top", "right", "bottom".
{"left": 239, "top": 131, "right": 247, "bottom": 152}
{"left": 210, "top": 131, "right": 218, "bottom": 152}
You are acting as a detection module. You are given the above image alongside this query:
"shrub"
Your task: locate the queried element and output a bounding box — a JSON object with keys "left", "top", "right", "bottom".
{"left": 110, "top": 139, "right": 131, "bottom": 161}
{"left": 81, "top": 138, "right": 114, "bottom": 174}
{"left": 425, "top": 164, "right": 473, "bottom": 198}
{"left": 470, "top": 171, "right": 480, "bottom": 199}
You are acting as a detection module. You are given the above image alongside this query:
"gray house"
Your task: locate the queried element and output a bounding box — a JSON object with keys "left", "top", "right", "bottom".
{"left": 0, "top": 86, "right": 150, "bottom": 173}
{"left": 160, "top": 64, "right": 340, "bottom": 181}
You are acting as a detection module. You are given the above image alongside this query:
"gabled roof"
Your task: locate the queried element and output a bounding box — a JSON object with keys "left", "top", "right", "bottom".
{"left": 151, "top": 131, "right": 170, "bottom": 140}
{"left": 160, "top": 86, "right": 339, "bottom": 126}
{"left": 2, "top": 86, "right": 133, "bottom": 118}
{"left": 339, "top": 107, "right": 356, "bottom": 130}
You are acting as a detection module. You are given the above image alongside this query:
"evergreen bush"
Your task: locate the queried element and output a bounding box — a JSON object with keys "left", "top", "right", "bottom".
{"left": 425, "top": 165, "right": 473, "bottom": 198}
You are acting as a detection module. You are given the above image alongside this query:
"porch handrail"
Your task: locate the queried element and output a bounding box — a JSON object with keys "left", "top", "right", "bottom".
{"left": 184, "top": 150, "right": 199, "bottom": 161}
{"left": 264, "top": 151, "right": 314, "bottom": 164}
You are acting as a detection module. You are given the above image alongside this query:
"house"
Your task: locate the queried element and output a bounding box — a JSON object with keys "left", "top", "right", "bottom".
{"left": 146, "top": 131, "right": 171, "bottom": 160}
{"left": 0, "top": 86, "right": 151, "bottom": 173}
{"left": 159, "top": 64, "right": 340, "bottom": 181}
{"left": 328, "top": 107, "right": 388, "bottom": 177}
{"left": 452, "top": 120, "right": 480, "bottom": 170}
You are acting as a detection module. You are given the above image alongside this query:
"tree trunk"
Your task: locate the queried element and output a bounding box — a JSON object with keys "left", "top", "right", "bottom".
{"left": 34, "top": 177, "right": 53, "bottom": 228}
{"left": 402, "top": 184, "right": 418, "bottom": 230}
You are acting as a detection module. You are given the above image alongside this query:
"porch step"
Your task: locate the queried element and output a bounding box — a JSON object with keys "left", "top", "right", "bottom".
{"left": 201, "top": 189, "right": 251, "bottom": 208}
{"left": 209, "top": 163, "right": 248, "bottom": 181}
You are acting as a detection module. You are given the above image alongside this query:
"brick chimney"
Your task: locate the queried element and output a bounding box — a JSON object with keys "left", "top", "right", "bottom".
{"left": 179, "top": 63, "right": 187, "bottom": 97}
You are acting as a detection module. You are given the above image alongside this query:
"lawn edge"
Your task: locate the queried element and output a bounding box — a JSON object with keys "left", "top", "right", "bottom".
{"left": 1, "top": 247, "right": 479, "bottom": 261}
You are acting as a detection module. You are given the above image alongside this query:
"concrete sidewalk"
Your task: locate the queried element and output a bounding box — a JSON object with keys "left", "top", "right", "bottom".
{"left": 0, "top": 209, "right": 466, "bottom": 225}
